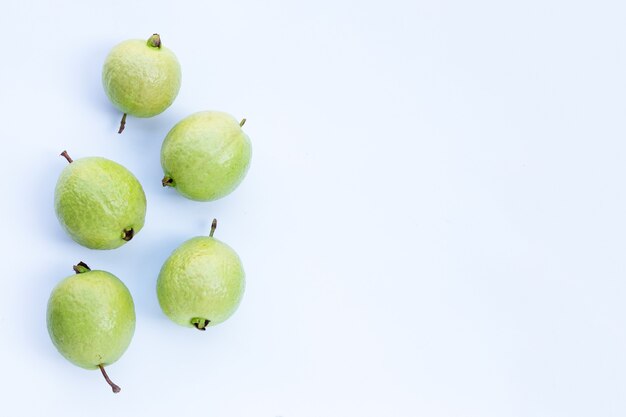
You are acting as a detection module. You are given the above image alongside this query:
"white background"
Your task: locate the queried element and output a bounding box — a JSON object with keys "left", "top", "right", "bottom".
{"left": 1, "top": 0, "right": 625, "bottom": 415}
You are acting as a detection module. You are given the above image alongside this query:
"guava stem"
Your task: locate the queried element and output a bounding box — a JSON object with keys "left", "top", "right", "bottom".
{"left": 60, "top": 150, "right": 73, "bottom": 163}
{"left": 192, "top": 318, "right": 210, "bottom": 331}
{"left": 240, "top": 118, "right": 246, "bottom": 127}
{"left": 118, "top": 113, "right": 127, "bottom": 134}
{"left": 73, "top": 262, "right": 91, "bottom": 274}
{"left": 162, "top": 176, "right": 174, "bottom": 187}
{"left": 98, "top": 364, "right": 121, "bottom": 393}
{"left": 122, "top": 228, "right": 134, "bottom": 241}
{"left": 210, "top": 219, "right": 217, "bottom": 237}
{"left": 147, "top": 33, "right": 161, "bottom": 48}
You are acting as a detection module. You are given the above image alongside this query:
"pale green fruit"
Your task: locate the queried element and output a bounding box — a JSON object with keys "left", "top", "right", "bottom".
{"left": 102, "top": 34, "right": 181, "bottom": 133}
{"left": 54, "top": 152, "right": 146, "bottom": 250}
{"left": 161, "top": 111, "right": 252, "bottom": 201}
{"left": 47, "top": 262, "right": 135, "bottom": 393}
{"left": 157, "top": 220, "right": 245, "bottom": 330}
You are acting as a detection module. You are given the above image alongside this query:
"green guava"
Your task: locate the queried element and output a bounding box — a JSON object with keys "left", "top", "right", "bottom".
{"left": 157, "top": 220, "right": 245, "bottom": 330}
{"left": 54, "top": 151, "right": 146, "bottom": 250}
{"left": 102, "top": 34, "right": 181, "bottom": 133}
{"left": 161, "top": 111, "right": 252, "bottom": 201}
{"left": 47, "top": 262, "right": 136, "bottom": 393}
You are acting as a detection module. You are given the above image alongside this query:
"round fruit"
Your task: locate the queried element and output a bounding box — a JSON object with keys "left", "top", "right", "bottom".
{"left": 54, "top": 151, "right": 146, "bottom": 250}
{"left": 161, "top": 111, "right": 252, "bottom": 201}
{"left": 47, "top": 262, "right": 136, "bottom": 393}
{"left": 157, "top": 219, "right": 245, "bottom": 330}
{"left": 102, "top": 33, "right": 182, "bottom": 133}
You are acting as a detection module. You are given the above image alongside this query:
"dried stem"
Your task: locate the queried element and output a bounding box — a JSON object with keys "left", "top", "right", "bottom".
{"left": 98, "top": 364, "right": 121, "bottom": 393}
{"left": 118, "top": 113, "right": 127, "bottom": 134}
{"left": 162, "top": 176, "right": 174, "bottom": 187}
{"left": 73, "top": 262, "right": 91, "bottom": 274}
{"left": 60, "top": 151, "right": 73, "bottom": 163}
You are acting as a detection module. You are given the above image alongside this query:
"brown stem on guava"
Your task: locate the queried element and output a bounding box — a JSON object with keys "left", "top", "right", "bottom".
{"left": 162, "top": 176, "right": 174, "bottom": 187}
{"left": 210, "top": 219, "right": 217, "bottom": 237}
{"left": 192, "top": 318, "right": 210, "bottom": 331}
{"left": 118, "top": 113, "right": 127, "bottom": 134}
{"left": 147, "top": 34, "right": 161, "bottom": 48}
{"left": 73, "top": 262, "right": 91, "bottom": 274}
{"left": 60, "top": 150, "right": 73, "bottom": 163}
{"left": 98, "top": 364, "right": 121, "bottom": 393}
{"left": 240, "top": 118, "right": 246, "bottom": 127}
{"left": 122, "top": 228, "right": 134, "bottom": 241}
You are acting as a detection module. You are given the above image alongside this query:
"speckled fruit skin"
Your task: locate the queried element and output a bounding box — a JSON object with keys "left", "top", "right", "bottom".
{"left": 102, "top": 36, "right": 181, "bottom": 117}
{"left": 47, "top": 269, "right": 136, "bottom": 369}
{"left": 157, "top": 236, "right": 245, "bottom": 328}
{"left": 161, "top": 111, "right": 252, "bottom": 201}
{"left": 54, "top": 157, "right": 146, "bottom": 249}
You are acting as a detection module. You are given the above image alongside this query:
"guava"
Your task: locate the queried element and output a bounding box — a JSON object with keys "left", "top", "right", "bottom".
{"left": 102, "top": 33, "right": 181, "bottom": 133}
{"left": 161, "top": 111, "right": 252, "bottom": 201}
{"left": 157, "top": 219, "right": 245, "bottom": 330}
{"left": 47, "top": 262, "right": 136, "bottom": 393}
{"left": 54, "top": 151, "right": 146, "bottom": 249}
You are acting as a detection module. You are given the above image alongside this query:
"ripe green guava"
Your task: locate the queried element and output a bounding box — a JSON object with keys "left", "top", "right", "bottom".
{"left": 54, "top": 151, "right": 146, "bottom": 250}
{"left": 102, "top": 33, "right": 181, "bottom": 133}
{"left": 157, "top": 220, "right": 245, "bottom": 330}
{"left": 47, "top": 262, "right": 136, "bottom": 393}
{"left": 161, "top": 111, "right": 252, "bottom": 201}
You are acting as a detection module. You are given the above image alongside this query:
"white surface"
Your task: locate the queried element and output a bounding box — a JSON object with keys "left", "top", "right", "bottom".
{"left": 1, "top": 0, "right": 625, "bottom": 415}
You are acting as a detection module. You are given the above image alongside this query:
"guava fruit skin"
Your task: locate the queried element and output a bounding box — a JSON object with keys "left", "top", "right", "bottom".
{"left": 102, "top": 37, "right": 181, "bottom": 117}
{"left": 54, "top": 157, "right": 146, "bottom": 250}
{"left": 157, "top": 236, "right": 245, "bottom": 328}
{"left": 161, "top": 111, "right": 252, "bottom": 201}
{"left": 47, "top": 269, "right": 136, "bottom": 369}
